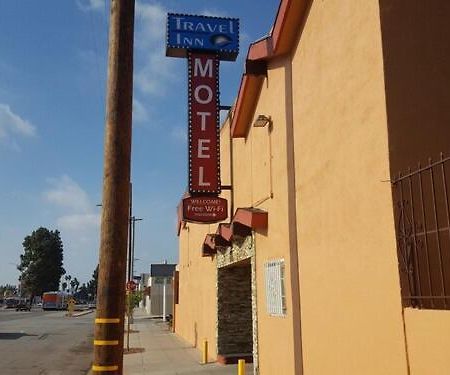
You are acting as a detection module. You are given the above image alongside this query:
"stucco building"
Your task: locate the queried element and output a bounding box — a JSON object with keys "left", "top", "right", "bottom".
{"left": 174, "top": 0, "right": 450, "bottom": 374}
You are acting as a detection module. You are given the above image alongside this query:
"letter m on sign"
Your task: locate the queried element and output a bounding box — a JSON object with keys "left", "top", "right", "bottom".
{"left": 194, "top": 58, "right": 213, "bottom": 78}
{"left": 188, "top": 52, "right": 220, "bottom": 195}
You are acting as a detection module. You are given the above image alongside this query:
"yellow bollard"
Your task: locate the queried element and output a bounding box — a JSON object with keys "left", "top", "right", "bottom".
{"left": 201, "top": 339, "right": 208, "bottom": 364}
{"left": 238, "top": 359, "right": 246, "bottom": 375}
{"left": 67, "top": 298, "right": 75, "bottom": 317}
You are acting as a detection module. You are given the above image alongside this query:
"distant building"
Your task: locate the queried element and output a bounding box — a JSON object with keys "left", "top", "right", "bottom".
{"left": 150, "top": 264, "right": 177, "bottom": 278}
{"left": 148, "top": 264, "right": 176, "bottom": 317}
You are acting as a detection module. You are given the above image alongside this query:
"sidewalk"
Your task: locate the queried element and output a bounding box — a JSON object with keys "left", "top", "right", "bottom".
{"left": 123, "top": 309, "right": 253, "bottom": 375}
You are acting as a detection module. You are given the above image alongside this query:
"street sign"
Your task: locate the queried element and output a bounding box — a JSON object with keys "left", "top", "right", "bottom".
{"left": 182, "top": 196, "right": 228, "bottom": 223}
{"left": 166, "top": 12, "right": 238, "bottom": 224}
{"left": 126, "top": 280, "right": 136, "bottom": 291}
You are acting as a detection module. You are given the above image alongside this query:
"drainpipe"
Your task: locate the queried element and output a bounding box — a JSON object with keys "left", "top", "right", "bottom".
{"left": 229, "top": 110, "right": 234, "bottom": 217}
{"left": 285, "top": 58, "right": 304, "bottom": 375}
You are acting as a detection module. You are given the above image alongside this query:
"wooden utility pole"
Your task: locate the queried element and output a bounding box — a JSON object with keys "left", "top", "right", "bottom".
{"left": 127, "top": 182, "right": 133, "bottom": 282}
{"left": 93, "top": 1, "right": 135, "bottom": 374}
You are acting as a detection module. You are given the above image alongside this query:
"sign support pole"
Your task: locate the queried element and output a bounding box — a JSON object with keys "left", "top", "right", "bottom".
{"left": 127, "top": 183, "right": 133, "bottom": 282}
{"left": 93, "top": 0, "right": 135, "bottom": 374}
{"left": 126, "top": 290, "right": 131, "bottom": 351}
{"left": 163, "top": 277, "right": 167, "bottom": 321}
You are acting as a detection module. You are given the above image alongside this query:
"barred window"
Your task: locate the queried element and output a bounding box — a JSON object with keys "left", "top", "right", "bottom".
{"left": 264, "top": 259, "right": 286, "bottom": 316}
{"left": 392, "top": 153, "right": 450, "bottom": 310}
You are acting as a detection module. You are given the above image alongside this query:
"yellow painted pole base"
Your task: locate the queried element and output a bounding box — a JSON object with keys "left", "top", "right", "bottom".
{"left": 201, "top": 339, "right": 208, "bottom": 364}
{"left": 238, "top": 359, "right": 246, "bottom": 375}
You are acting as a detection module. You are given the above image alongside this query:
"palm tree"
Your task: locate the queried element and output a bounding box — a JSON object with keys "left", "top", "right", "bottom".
{"left": 70, "top": 278, "right": 79, "bottom": 294}
{"left": 65, "top": 275, "right": 72, "bottom": 293}
{"left": 73, "top": 278, "right": 80, "bottom": 293}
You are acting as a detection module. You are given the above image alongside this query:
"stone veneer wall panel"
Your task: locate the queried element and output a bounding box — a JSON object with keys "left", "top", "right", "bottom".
{"left": 217, "top": 262, "right": 252, "bottom": 355}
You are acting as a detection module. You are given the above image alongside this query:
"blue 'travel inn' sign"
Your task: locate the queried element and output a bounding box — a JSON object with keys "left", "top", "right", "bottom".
{"left": 166, "top": 13, "right": 239, "bottom": 61}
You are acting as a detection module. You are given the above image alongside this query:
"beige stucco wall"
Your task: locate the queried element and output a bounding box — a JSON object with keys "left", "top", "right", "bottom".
{"left": 404, "top": 308, "right": 450, "bottom": 375}
{"left": 177, "top": 61, "right": 302, "bottom": 373}
{"left": 290, "top": 0, "right": 408, "bottom": 374}
{"left": 175, "top": 222, "right": 219, "bottom": 360}
{"left": 174, "top": 118, "right": 235, "bottom": 360}
{"left": 243, "top": 62, "right": 300, "bottom": 375}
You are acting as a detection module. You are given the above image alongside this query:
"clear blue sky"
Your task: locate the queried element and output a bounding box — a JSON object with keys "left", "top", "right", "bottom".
{"left": 0, "top": 0, "right": 279, "bottom": 286}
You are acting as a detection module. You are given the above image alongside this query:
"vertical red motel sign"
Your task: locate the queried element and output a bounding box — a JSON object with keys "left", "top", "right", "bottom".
{"left": 166, "top": 14, "right": 239, "bottom": 223}
{"left": 188, "top": 53, "right": 220, "bottom": 194}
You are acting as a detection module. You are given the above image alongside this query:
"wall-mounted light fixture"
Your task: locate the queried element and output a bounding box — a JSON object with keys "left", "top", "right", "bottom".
{"left": 253, "top": 114, "right": 272, "bottom": 128}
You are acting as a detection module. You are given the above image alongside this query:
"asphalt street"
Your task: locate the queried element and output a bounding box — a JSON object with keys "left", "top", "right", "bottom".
{"left": 0, "top": 307, "right": 94, "bottom": 375}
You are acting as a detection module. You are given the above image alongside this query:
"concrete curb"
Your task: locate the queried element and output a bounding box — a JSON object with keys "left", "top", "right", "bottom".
{"left": 72, "top": 309, "right": 95, "bottom": 317}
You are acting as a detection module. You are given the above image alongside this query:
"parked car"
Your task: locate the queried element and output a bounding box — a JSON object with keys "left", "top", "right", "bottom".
{"left": 5, "top": 297, "right": 20, "bottom": 309}
{"left": 16, "top": 301, "right": 31, "bottom": 311}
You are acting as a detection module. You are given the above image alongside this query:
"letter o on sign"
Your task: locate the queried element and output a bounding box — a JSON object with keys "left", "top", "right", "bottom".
{"left": 194, "top": 85, "right": 213, "bottom": 104}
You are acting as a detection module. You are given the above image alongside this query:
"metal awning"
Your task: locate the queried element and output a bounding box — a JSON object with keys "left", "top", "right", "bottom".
{"left": 202, "top": 208, "right": 268, "bottom": 256}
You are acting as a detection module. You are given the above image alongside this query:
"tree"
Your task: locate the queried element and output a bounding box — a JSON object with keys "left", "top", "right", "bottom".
{"left": 75, "top": 283, "right": 89, "bottom": 301}
{"left": 18, "top": 227, "right": 66, "bottom": 298}
{"left": 0, "top": 284, "right": 17, "bottom": 297}
{"left": 86, "top": 265, "right": 98, "bottom": 300}
{"left": 70, "top": 277, "right": 79, "bottom": 293}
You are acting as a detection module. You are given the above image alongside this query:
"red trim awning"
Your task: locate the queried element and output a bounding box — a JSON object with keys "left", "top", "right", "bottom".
{"left": 202, "top": 208, "right": 268, "bottom": 255}
{"left": 230, "top": 0, "right": 310, "bottom": 138}
{"left": 230, "top": 74, "right": 265, "bottom": 138}
{"left": 233, "top": 207, "right": 268, "bottom": 231}
{"left": 202, "top": 233, "right": 231, "bottom": 257}
{"left": 217, "top": 223, "right": 233, "bottom": 242}
{"left": 202, "top": 234, "right": 216, "bottom": 257}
